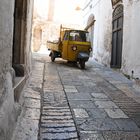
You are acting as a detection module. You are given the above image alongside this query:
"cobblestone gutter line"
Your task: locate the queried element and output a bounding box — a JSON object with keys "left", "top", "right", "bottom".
{"left": 12, "top": 62, "right": 44, "bottom": 140}
{"left": 39, "top": 63, "right": 79, "bottom": 140}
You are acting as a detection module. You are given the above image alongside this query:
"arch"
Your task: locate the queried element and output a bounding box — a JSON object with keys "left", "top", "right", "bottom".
{"left": 113, "top": 4, "right": 123, "bottom": 19}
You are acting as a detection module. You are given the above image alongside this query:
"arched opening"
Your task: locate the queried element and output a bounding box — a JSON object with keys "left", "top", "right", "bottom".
{"left": 111, "top": 4, "right": 123, "bottom": 68}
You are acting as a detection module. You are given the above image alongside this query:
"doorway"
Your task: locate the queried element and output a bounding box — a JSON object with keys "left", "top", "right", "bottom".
{"left": 111, "top": 4, "right": 123, "bottom": 68}
{"left": 12, "top": 0, "right": 27, "bottom": 76}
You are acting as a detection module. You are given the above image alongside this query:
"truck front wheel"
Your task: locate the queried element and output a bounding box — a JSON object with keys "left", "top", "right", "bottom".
{"left": 50, "top": 51, "right": 55, "bottom": 62}
{"left": 79, "top": 60, "right": 85, "bottom": 69}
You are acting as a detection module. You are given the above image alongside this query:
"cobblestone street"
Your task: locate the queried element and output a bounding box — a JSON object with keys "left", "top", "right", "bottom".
{"left": 12, "top": 53, "right": 140, "bottom": 140}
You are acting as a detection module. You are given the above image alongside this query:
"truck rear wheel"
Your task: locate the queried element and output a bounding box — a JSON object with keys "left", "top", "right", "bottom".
{"left": 50, "top": 51, "right": 55, "bottom": 62}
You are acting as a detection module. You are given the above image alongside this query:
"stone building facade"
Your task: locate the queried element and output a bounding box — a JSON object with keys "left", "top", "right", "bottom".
{"left": 83, "top": 0, "right": 140, "bottom": 79}
{"left": 0, "top": 0, "right": 34, "bottom": 139}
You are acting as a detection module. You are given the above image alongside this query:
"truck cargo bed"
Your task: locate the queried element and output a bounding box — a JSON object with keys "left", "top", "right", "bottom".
{"left": 47, "top": 41, "right": 60, "bottom": 52}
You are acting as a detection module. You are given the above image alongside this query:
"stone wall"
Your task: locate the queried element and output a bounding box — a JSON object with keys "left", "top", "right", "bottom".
{"left": 0, "top": 0, "right": 34, "bottom": 139}
{"left": 0, "top": 0, "right": 16, "bottom": 139}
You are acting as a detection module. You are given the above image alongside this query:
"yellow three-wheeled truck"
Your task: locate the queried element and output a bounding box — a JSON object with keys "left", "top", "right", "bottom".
{"left": 47, "top": 25, "right": 92, "bottom": 69}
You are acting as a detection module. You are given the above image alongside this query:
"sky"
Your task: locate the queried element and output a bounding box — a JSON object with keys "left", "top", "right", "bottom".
{"left": 34, "top": 0, "right": 85, "bottom": 25}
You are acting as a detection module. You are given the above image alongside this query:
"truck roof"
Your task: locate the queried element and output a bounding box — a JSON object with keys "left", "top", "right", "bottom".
{"left": 60, "top": 26, "right": 88, "bottom": 33}
{"left": 63, "top": 29, "right": 88, "bottom": 33}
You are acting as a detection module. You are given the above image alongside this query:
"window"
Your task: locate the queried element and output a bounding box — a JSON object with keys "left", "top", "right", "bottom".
{"left": 69, "top": 31, "right": 90, "bottom": 42}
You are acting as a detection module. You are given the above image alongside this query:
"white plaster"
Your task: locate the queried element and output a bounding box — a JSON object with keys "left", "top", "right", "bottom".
{"left": 83, "top": 0, "right": 140, "bottom": 78}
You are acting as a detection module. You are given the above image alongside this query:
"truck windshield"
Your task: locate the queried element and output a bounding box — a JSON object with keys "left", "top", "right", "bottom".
{"left": 69, "top": 31, "right": 90, "bottom": 42}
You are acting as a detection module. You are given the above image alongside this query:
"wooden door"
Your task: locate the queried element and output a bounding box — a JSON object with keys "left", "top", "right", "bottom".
{"left": 111, "top": 5, "right": 123, "bottom": 68}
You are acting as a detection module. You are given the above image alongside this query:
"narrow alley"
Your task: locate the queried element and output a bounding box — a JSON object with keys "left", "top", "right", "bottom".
{"left": 1, "top": 0, "right": 140, "bottom": 140}
{"left": 12, "top": 53, "right": 140, "bottom": 140}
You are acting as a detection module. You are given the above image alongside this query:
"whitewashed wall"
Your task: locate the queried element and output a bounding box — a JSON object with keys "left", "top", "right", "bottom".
{"left": 122, "top": 0, "right": 140, "bottom": 78}
{"left": 83, "top": 0, "right": 113, "bottom": 66}
{"left": 83, "top": 0, "right": 140, "bottom": 78}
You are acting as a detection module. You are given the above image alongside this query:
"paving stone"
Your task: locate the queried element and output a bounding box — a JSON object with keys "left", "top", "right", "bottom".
{"left": 133, "top": 98, "right": 140, "bottom": 104}
{"left": 66, "top": 92, "right": 92, "bottom": 100}
{"left": 41, "top": 119, "right": 74, "bottom": 124}
{"left": 24, "top": 88, "right": 41, "bottom": 95}
{"left": 41, "top": 115, "right": 73, "bottom": 120}
{"left": 40, "top": 132, "right": 78, "bottom": 140}
{"left": 76, "top": 118, "right": 119, "bottom": 131}
{"left": 107, "top": 84, "right": 118, "bottom": 90}
{"left": 120, "top": 88, "right": 137, "bottom": 98}
{"left": 86, "top": 108, "right": 108, "bottom": 119}
{"left": 103, "top": 131, "right": 140, "bottom": 140}
{"left": 42, "top": 106, "right": 69, "bottom": 110}
{"left": 104, "top": 108, "right": 128, "bottom": 118}
{"left": 132, "top": 117, "right": 140, "bottom": 128}
{"left": 105, "top": 92, "right": 129, "bottom": 101}
{"left": 41, "top": 122, "right": 75, "bottom": 128}
{"left": 64, "top": 85, "right": 77, "bottom": 89}
{"left": 73, "top": 108, "right": 89, "bottom": 118}
{"left": 69, "top": 100, "right": 96, "bottom": 108}
{"left": 43, "top": 102, "right": 68, "bottom": 108}
{"left": 91, "top": 93, "right": 109, "bottom": 100}
{"left": 44, "top": 86, "right": 63, "bottom": 91}
{"left": 80, "top": 131, "right": 105, "bottom": 140}
{"left": 24, "top": 98, "right": 40, "bottom": 109}
{"left": 24, "top": 91, "right": 40, "bottom": 100}
{"left": 64, "top": 86, "right": 78, "bottom": 93}
{"left": 24, "top": 108, "right": 40, "bottom": 120}
{"left": 12, "top": 118, "right": 39, "bottom": 140}
{"left": 109, "top": 80, "right": 125, "bottom": 84}
{"left": 95, "top": 100, "right": 119, "bottom": 109}
{"left": 83, "top": 81, "right": 97, "bottom": 87}
{"left": 44, "top": 88, "right": 63, "bottom": 92}
{"left": 29, "top": 82, "right": 42, "bottom": 88}
{"left": 114, "top": 119, "right": 140, "bottom": 131}
{"left": 43, "top": 92, "right": 66, "bottom": 102}
{"left": 62, "top": 81, "right": 83, "bottom": 86}
{"left": 41, "top": 126, "right": 76, "bottom": 133}
{"left": 78, "top": 75, "right": 91, "bottom": 80}
{"left": 76, "top": 86, "right": 102, "bottom": 93}
{"left": 42, "top": 111, "right": 71, "bottom": 116}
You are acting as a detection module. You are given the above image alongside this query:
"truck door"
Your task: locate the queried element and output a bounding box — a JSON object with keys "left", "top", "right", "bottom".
{"left": 62, "top": 31, "right": 69, "bottom": 59}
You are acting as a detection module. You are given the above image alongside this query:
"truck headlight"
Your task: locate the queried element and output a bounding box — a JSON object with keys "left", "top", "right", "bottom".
{"left": 89, "top": 47, "right": 92, "bottom": 51}
{"left": 72, "top": 45, "right": 77, "bottom": 51}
